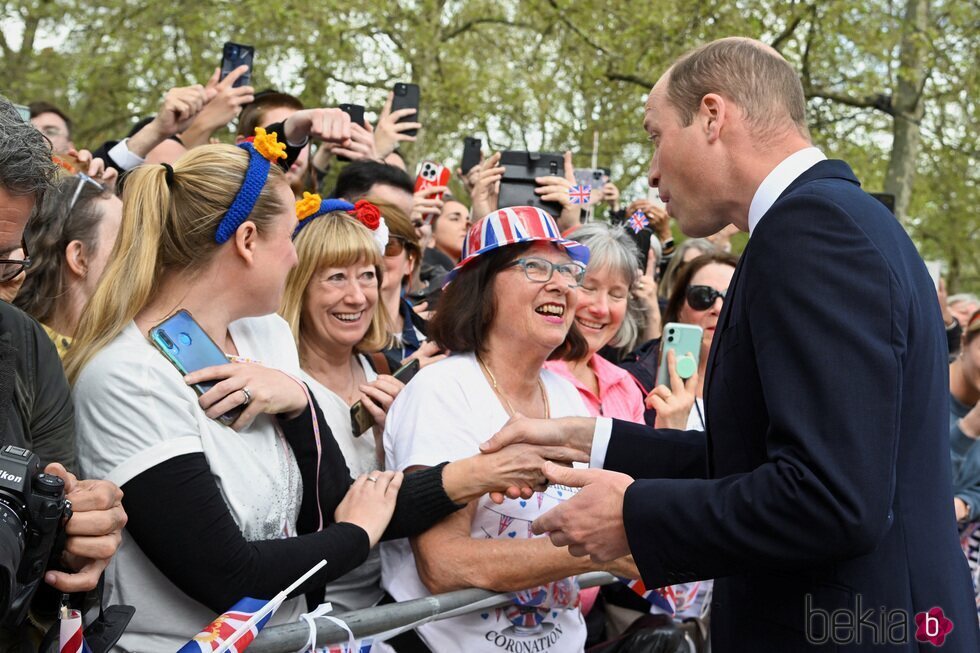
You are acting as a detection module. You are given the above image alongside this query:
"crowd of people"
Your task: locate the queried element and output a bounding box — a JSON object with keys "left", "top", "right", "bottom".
{"left": 1, "top": 35, "right": 978, "bottom": 653}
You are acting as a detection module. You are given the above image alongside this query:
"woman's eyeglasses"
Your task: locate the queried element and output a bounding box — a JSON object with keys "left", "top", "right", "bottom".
{"left": 686, "top": 284, "right": 726, "bottom": 311}
{"left": 505, "top": 257, "right": 586, "bottom": 286}
{"left": 0, "top": 239, "right": 31, "bottom": 283}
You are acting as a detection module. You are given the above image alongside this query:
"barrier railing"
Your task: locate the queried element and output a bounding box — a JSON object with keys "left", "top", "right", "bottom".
{"left": 249, "top": 572, "right": 618, "bottom": 652}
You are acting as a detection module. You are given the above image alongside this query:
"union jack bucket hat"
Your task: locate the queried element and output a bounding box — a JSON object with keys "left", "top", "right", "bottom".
{"left": 445, "top": 206, "right": 590, "bottom": 283}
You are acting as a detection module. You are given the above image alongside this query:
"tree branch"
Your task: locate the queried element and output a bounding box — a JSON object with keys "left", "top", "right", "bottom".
{"left": 805, "top": 86, "right": 895, "bottom": 116}
{"left": 770, "top": 4, "right": 812, "bottom": 51}
{"left": 547, "top": 0, "right": 610, "bottom": 56}
{"left": 605, "top": 71, "right": 654, "bottom": 89}
{"left": 442, "top": 17, "right": 537, "bottom": 41}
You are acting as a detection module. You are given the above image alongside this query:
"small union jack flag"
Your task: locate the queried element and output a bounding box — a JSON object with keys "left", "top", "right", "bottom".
{"left": 568, "top": 185, "right": 592, "bottom": 205}
{"left": 619, "top": 577, "right": 677, "bottom": 615}
{"left": 178, "top": 597, "right": 274, "bottom": 652}
{"left": 628, "top": 210, "right": 650, "bottom": 233}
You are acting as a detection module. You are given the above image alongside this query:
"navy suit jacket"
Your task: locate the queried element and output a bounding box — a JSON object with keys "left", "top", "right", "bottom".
{"left": 605, "top": 160, "right": 979, "bottom": 651}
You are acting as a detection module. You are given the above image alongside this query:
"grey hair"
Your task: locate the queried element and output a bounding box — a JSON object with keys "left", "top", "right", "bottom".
{"left": 570, "top": 222, "right": 641, "bottom": 350}
{"left": 658, "top": 238, "right": 717, "bottom": 300}
{"left": 0, "top": 95, "right": 58, "bottom": 199}
{"left": 948, "top": 293, "right": 979, "bottom": 307}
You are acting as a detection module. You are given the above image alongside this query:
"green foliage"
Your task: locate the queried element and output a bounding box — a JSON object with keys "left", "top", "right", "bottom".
{"left": 3, "top": 0, "right": 976, "bottom": 290}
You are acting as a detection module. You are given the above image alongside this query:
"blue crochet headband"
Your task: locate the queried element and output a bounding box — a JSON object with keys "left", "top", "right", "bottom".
{"left": 293, "top": 195, "right": 356, "bottom": 238}
{"left": 214, "top": 127, "right": 287, "bottom": 244}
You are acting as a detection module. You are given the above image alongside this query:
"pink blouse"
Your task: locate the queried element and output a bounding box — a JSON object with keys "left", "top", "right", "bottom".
{"left": 545, "top": 354, "right": 645, "bottom": 423}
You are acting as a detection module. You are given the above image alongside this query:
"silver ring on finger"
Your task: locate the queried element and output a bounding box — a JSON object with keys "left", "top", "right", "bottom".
{"left": 241, "top": 387, "right": 252, "bottom": 406}
{"left": 367, "top": 475, "right": 379, "bottom": 483}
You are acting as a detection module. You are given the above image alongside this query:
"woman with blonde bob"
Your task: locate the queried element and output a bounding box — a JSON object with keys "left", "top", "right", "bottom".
{"left": 67, "top": 135, "right": 566, "bottom": 650}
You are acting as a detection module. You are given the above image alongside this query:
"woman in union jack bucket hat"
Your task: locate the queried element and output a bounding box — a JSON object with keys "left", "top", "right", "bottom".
{"left": 381, "top": 206, "right": 642, "bottom": 652}
{"left": 444, "top": 205, "right": 590, "bottom": 284}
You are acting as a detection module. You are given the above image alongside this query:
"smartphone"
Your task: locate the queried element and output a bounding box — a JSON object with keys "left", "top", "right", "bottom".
{"left": 220, "top": 42, "right": 254, "bottom": 88}
{"left": 149, "top": 309, "right": 243, "bottom": 426}
{"left": 13, "top": 104, "right": 30, "bottom": 122}
{"left": 390, "top": 83, "right": 420, "bottom": 137}
{"left": 461, "top": 137, "right": 482, "bottom": 175}
{"left": 656, "top": 323, "right": 703, "bottom": 387}
{"left": 339, "top": 103, "right": 365, "bottom": 127}
{"left": 497, "top": 150, "right": 564, "bottom": 218}
{"left": 350, "top": 358, "right": 421, "bottom": 436}
{"left": 415, "top": 160, "right": 450, "bottom": 200}
{"left": 574, "top": 168, "right": 604, "bottom": 190}
{"left": 335, "top": 104, "right": 366, "bottom": 163}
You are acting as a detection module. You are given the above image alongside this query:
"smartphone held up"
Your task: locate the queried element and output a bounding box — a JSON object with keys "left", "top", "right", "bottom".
{"left": 220, "top": 42, "right": 254, "bottom": 88}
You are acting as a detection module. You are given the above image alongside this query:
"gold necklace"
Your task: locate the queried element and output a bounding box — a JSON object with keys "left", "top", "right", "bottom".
{"left": 477, "top": 355, "right": 551, "bottom": 419}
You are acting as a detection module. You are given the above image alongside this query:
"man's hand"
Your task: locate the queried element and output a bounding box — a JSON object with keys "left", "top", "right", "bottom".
{"left": 181, "top": 66, "right": 255, "bottom": 148}
{"left": 600, "top": 181, "right": 620, "bottom": 212}
{"left": 531, "top": 462, "right": 633, "bottom": 562}
{"left": 284, "top": 108, "right": 352, "bottom": 148}
{"left": 374, "top": 92, "right": 421, "bottom": 159}
{"left": 42, "top": 464, "right": 126, "bottom": 593}
{"left": 411, "top": 185, "right": 448, "bottom": 225}
{"left": 331, "top": 121, "right": 381, "bottom": 162}
{"left": 535, "top": 151, "right": 581, "bottom": 230}
{"left": 480, "top": 415, "right": 597, "bottom": 502}
{"left": 128, "top": 84, "right": 217, "bottom": 158}
{"left": 470, "top": 152, "right": 504, "bottom": 221}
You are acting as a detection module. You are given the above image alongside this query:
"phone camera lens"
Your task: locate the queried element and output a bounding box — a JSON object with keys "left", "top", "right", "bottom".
{"left": 668, "top": 336, "right": 674, "bottom": 342}
{"left": 549, "top": 162, "right": 558, "bottom": 174}
{"left": 395, "top": 85, "right": 406, "bottom": 96}
{"left": 157, "top": 331, "right": 175, "bottom": 349}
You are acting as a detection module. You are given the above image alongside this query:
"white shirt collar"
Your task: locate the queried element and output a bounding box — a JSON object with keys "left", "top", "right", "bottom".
{"left": 747, "top": 147, "right": 827, "bottom": 235}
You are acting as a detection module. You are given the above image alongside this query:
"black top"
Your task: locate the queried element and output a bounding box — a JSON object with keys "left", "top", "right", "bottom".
{"left": 0, "top": 301, "right": 75, "bottom": 469}
{"left": 121, "top": 393, "right": 462, "bottom": 613}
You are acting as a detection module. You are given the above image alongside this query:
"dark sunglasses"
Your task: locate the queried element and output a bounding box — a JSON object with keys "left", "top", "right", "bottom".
{"left": 686, "top": 284, "right": 726, "bottom": 311}
{"left": 384, "top": 236, "right": 408, "bottom": 257}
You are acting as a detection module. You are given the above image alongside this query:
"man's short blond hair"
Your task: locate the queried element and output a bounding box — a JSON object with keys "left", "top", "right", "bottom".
{"left": 666, "top": 37, "right": 809, "bottom": 140}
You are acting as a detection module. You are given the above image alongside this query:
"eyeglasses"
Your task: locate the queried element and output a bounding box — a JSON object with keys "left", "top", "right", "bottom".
{"left": 0, "top": 238, "right": 31, "bottom": 283}
{"left": 505, "top": 257, "right": 586, "bottom": 286}
{"left": 384, "top": 236, "right": 407, "bottom": 257}
{"left": 68, "top": 173, "right": 105, "bottom": 214}
{"left": 686, "top": 284, "right": 726, "bottom": 311}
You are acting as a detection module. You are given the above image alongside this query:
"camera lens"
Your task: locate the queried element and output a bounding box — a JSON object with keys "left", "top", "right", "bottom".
{"left": 156, "top": 330, "right": 175, "bottom": 349}
{"left": 0, "top": 496, "right": 26, "bottom": 619}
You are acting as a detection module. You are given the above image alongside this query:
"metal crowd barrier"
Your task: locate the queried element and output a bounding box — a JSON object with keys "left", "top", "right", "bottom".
{"left": 249, "top": 572, "right": 618, "bottom": 652}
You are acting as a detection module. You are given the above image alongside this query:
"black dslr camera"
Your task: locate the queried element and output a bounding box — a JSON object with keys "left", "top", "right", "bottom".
{"left": 0, "top": 445, "right": 70, "bottom": 626}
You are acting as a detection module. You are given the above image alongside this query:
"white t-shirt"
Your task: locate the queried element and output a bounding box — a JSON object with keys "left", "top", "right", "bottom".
{"left": 381, "top": 353, "right": 590, "bottom": 653}
{"left": 74, "top": 315, "right": 305, "bottom": 652}
{"left": 302, "top": 355, "right": 385, "bottom": 613}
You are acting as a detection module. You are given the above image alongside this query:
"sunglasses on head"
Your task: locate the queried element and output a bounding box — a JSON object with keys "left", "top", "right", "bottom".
{"left": 686, "top": 285, "right": 726, "bottom": 311}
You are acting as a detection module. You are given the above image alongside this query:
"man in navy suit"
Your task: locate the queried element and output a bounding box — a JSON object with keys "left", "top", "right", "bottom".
{"left": 482, "top": 37, "right": 979, "bottom": 650}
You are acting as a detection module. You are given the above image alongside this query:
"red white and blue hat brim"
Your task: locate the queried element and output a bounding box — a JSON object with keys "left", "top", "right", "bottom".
{"left": 444, "top": 206, "right": 590, "bottom": 283}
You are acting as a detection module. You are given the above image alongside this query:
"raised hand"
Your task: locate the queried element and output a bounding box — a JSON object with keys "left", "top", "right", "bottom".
{"left": 374, "top": 91, "right": 421, "bottom": 159}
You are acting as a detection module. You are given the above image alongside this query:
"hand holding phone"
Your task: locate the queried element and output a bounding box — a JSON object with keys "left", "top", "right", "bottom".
{"left": 415, "top": 161, "right": 451, "bottom": 199}
{"left": 390, "top": 83, "right": 421, "bottom": 137}
{"left": 350, "top": 358, "right": 421, "bottom": 435}
{"left": 656, "top": 323, "right": 703, "bottom": 387}
{"left": 150, "top": 310, "right": 243, "bottom": 426}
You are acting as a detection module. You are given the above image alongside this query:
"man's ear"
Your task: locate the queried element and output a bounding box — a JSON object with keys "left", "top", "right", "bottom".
{"left": 699, "top": 93, "right": 728, "bottom": 144}
{"left": 65, "top": 240, "right": 88, "bottom": 278}
{"left": 234, "top": 221, "right": 259, "bottom": 264}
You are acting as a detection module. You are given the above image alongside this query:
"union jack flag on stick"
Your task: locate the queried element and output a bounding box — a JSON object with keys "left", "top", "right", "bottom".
{"left": 179, "top": 560, "right": 327, "bottom": 653}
